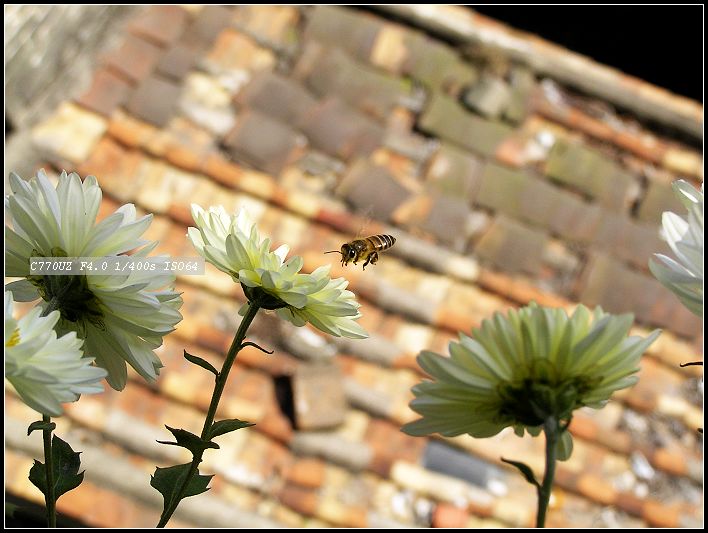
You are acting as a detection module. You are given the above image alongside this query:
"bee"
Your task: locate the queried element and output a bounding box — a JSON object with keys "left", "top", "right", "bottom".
{"left": 325, "top": 234, "right": 396, "bottom": 270}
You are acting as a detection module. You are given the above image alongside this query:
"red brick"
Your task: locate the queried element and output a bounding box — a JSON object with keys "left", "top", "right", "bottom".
{"left": 642, "top": 501, "right": 680, "bottom": 528}
{"left": 305, "top": 5, "right": 382, "bottom": 64}
{"left": 76, "top": 68, "right": 133, "bottom": 116}
{"left": 127, "top": 5, "right": 188, "bottom": 46}
{"left": 236, "top": 71, "right": 318, "bottom": 125}
{"left": 285, "top": 457, "right": 326, "bottom": 489}
{"left": 101, "top": 35, "right": 164, "bottom": 83}
{"left": 125, "top": 75, "right": 182, "bottom": 128}
{"left": 278, "top": 483, "right": 319, "bottom": 516}
{"left": 576, "top": 474, "right": 617, "bottom": 506}
{"left": 615, "top": 492, "right": 645, "bottom": 518}
{"left": 651, "top": 448, "right": 687, "bottom": 477}
{"left": 298, "top": 98, "right": 384, "bottom": 161}
{"left": 432, "top": 503, "right": 470, "bottom": 528}
{"left": 223, "top": 110, "right": 306, "bottom": 176}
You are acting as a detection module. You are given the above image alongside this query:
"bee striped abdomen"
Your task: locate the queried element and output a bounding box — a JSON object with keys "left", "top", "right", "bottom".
{"left": 365, "top": 234, "right": 396, "bottom": 252}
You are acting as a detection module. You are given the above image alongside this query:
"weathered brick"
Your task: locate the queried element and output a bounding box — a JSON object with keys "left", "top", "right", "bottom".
{"left": 156, "top": 42, "right": 202, "bottom": 80}
{"left": 300, "top": 46, "right": 412, "bottom": 121}
{"left": 101, "top": 34, "right": 164, "bottom": 83}
{"left": 578, "top": 252, "right": 703, "bottom": 337}
{"left": 223, "top": 110, "right": 306, "bottom": 176}
{"left": 637, "top": 180, "right": 686, "bottom": 225}
{"left": 545, "top": 140, "right": 637, "bottom": 211}
{"left": 504, "top": 67, "right": 536, "bottom": 124}
{"left": 475, "top": 163, "right": 528, "bottom": 217}
{"left": 126, "top": 5, "right": 188, "bottom": 46}
{"left": 425, "top": 143, "right": 484, "bottom": 198}
{"left": 402, "top": 33, "right": 477, "bottom": 91}
{"left": 291, "top": 364, "right": 347, "bottom": 430}
{"left": 125, "top": 75, "right": 182, "bottom": 127}
{"left": 473, "top": 215, "right": 549, "bottom": 275}
{"left": 462, "top": 75, "right": 511, "bottom": 119}
{"left": 202, "top": 29, "right": 276, "bottom": 76}
{"left": 182, "top": 5, "right": 234, "bottom": 49}
{"left": 235, "top": 71, "right": 317, "bottom": 125}
{"left": 419, "top": 194, "right": 474, "bottom": 249}
{"left": 232, "top": 5, "right": 300, "bottom": 48}
{"left": 419, "top": 93, "right": 513, "bottom": 157}
{"left": 298, "top": 98, "right": 384, "bottom": 161}
{"left": 75, "top": 68, "right": 132, "bottom": 116}
{"left": 304, "top": 5, "right": 382, "bottom": 63}
{"left": 31, "top": 102, "right": 107, "bottom": 163}
{"left": 336, "top": 159, "right": 414, "bottom": 222}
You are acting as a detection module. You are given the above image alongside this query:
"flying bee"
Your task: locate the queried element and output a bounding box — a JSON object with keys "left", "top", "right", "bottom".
{"left": 325, "top": 234, "right": 396, "bottom": 270}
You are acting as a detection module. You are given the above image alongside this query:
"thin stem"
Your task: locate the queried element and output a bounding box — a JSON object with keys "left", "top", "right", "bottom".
{"left": 536, "top": 417, "right": 559, "bottom": 528}
{"left": 40, "top": 297, "right": 62, "bottom": 318}
{"left": 156, "top": 298, "right": 263, "bottom": 528}
{"left": 42, "top": 415, "right": 57, "bottom": 528}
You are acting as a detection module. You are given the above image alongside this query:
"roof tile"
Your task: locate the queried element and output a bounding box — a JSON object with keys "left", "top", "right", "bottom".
{"left": 223, "top": 110, "right": 306, "bottom": 176}
{"left": 419, "top": 93, "right": 513, "bottom": 157}
{"left": 474, "top": 215, "right": 549, "bottom": 276}
{"left": 126, "top": 5, "right": 188, "bottom": 46}
{"left": 75, "top": 68, "right": 133, "bottom": 116}
{"left": 125, "top": 74, "right": 183, "bottom": 127}
{"left": 31, "top": 102, "right": 107, "bottom": 163}
{"left": 101, "top": 34, "right": 164, "bottom": 83}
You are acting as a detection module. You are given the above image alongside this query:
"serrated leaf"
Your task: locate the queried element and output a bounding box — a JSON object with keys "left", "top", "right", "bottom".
{"left": 501, "top": 457, "right": 540, "bottom": 488}
{"left": 208, "top": 419, "right": 255, "bottom": 439}
{"left": 157, "top": 426, "right": 220, "bottom": 455}
{"left": 184, "top": 350, "right": 218, "bottom": 376}
{"left": 28, "top": 436, "right": 84, "bottom": 498}
{"left": 27, "top": 420, "right": 56, "bottom": 436}
{"left": 151, "top": 462, "right": 213, "bottom": 513}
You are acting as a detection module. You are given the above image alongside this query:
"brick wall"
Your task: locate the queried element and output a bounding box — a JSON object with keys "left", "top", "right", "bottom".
{"left": 4, "top": 5, "right": 136, "bottom": 131}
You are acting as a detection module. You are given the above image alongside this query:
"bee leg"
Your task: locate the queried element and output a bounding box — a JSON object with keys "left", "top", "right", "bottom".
{"left": 363, "top": 252, "right": 378, "bottom": 270}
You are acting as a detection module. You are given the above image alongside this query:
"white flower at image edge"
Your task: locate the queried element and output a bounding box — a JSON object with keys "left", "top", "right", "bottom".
{"left": 5, "top": 292, "right": 107, "bottom": 416}
{"left": 188, "top": 204, "right": 368, "bottom": 339}
{"left": 649, "top": 180, "right": 703, "bottom": 316}
{"left": 5, "top": 170, "right": 183, "bottom": 390}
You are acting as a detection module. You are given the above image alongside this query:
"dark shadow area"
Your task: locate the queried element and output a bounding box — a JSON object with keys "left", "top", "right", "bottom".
{"left": 473, "top": 6, "right": 703, "bottom": 102}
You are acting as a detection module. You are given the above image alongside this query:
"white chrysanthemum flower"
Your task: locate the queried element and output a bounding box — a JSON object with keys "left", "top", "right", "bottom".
{"left": 402, "top": 302, "right": 660, "bottom": 460}
{"left": 649, "top": 180, "right": 703, "bottom": 316}
{"left": 5, "top": 291, "right": 107, "bottom": 416}
{"left": 188, "top": 204, "right": 368, "bottom": 339}
{"left": 5, "top": 170, "right": 183, "bottom": 390}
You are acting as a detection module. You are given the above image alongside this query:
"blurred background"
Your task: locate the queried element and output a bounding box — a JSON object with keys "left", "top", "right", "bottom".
{"left": 5, "top": 5, "right": 703, "bottom": 528}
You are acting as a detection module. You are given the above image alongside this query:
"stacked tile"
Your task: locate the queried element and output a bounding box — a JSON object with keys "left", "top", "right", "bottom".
{"left": 7, "top": 4, "right": 702, "bottom": 529}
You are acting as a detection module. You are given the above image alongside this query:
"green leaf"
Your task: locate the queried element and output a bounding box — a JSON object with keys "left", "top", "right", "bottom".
{"left": 27, "top": 420, "right": 56, "bottom": 436}
{"left": 29, "top": 436, "right": 85, "bottom": 498}
{"left": 184, "top": 350, "right": 218, "bottom": 376}
{"left": 157, "top": 426, "right": 220, "bottom": 455}
{"left": 208, "top": 419, "right": 255, "bottom": 440}
{"left": 5, "top": 502, "right": 19, "bottom": 518}
{"left": 501, "top": 457, "right": 540, "bottom": 488}
{"left": 151, "top": 463, "right": 212, "bottom": 513}
{"left": 555, "top": 430, "right": 574, "bottom": 461}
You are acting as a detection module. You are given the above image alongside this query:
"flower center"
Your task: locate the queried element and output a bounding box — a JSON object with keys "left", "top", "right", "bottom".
{"left": 30, "top": 272, "right": 104, "bottom": 326}
{"left": 6, "top": 327, "right": 21, "bottom": 347}
{"left": 497, "top": 372, "right": 600, "bottom": 427}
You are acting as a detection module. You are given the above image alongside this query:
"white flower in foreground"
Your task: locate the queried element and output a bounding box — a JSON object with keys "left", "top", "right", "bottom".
{"left": 188, "top": 204, "right": 368, "bottom": 339}
{"left": 5, "top": 292, "right": 107, "bottom": 416}
{"left": 402, "top": 302, "right": 660, "bottom": 460}
{"left": 5, "top": 170, "right": 183, "bottom": 390}
{"left": 649, "top": 180, "right": 703, "bottom": 316}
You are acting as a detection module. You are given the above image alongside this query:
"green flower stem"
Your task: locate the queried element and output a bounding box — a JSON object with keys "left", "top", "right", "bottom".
{"left": 39, "top": 296, "right": 62, "bottom": 318}
{"left": 42, "top": 415, "right": 57, "bottom": 528}
{"left": 536, "top": 417, "right": 559, "bottom": 528}
{"left": 156, "top": 297, "right": 263, "bottom": 528}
